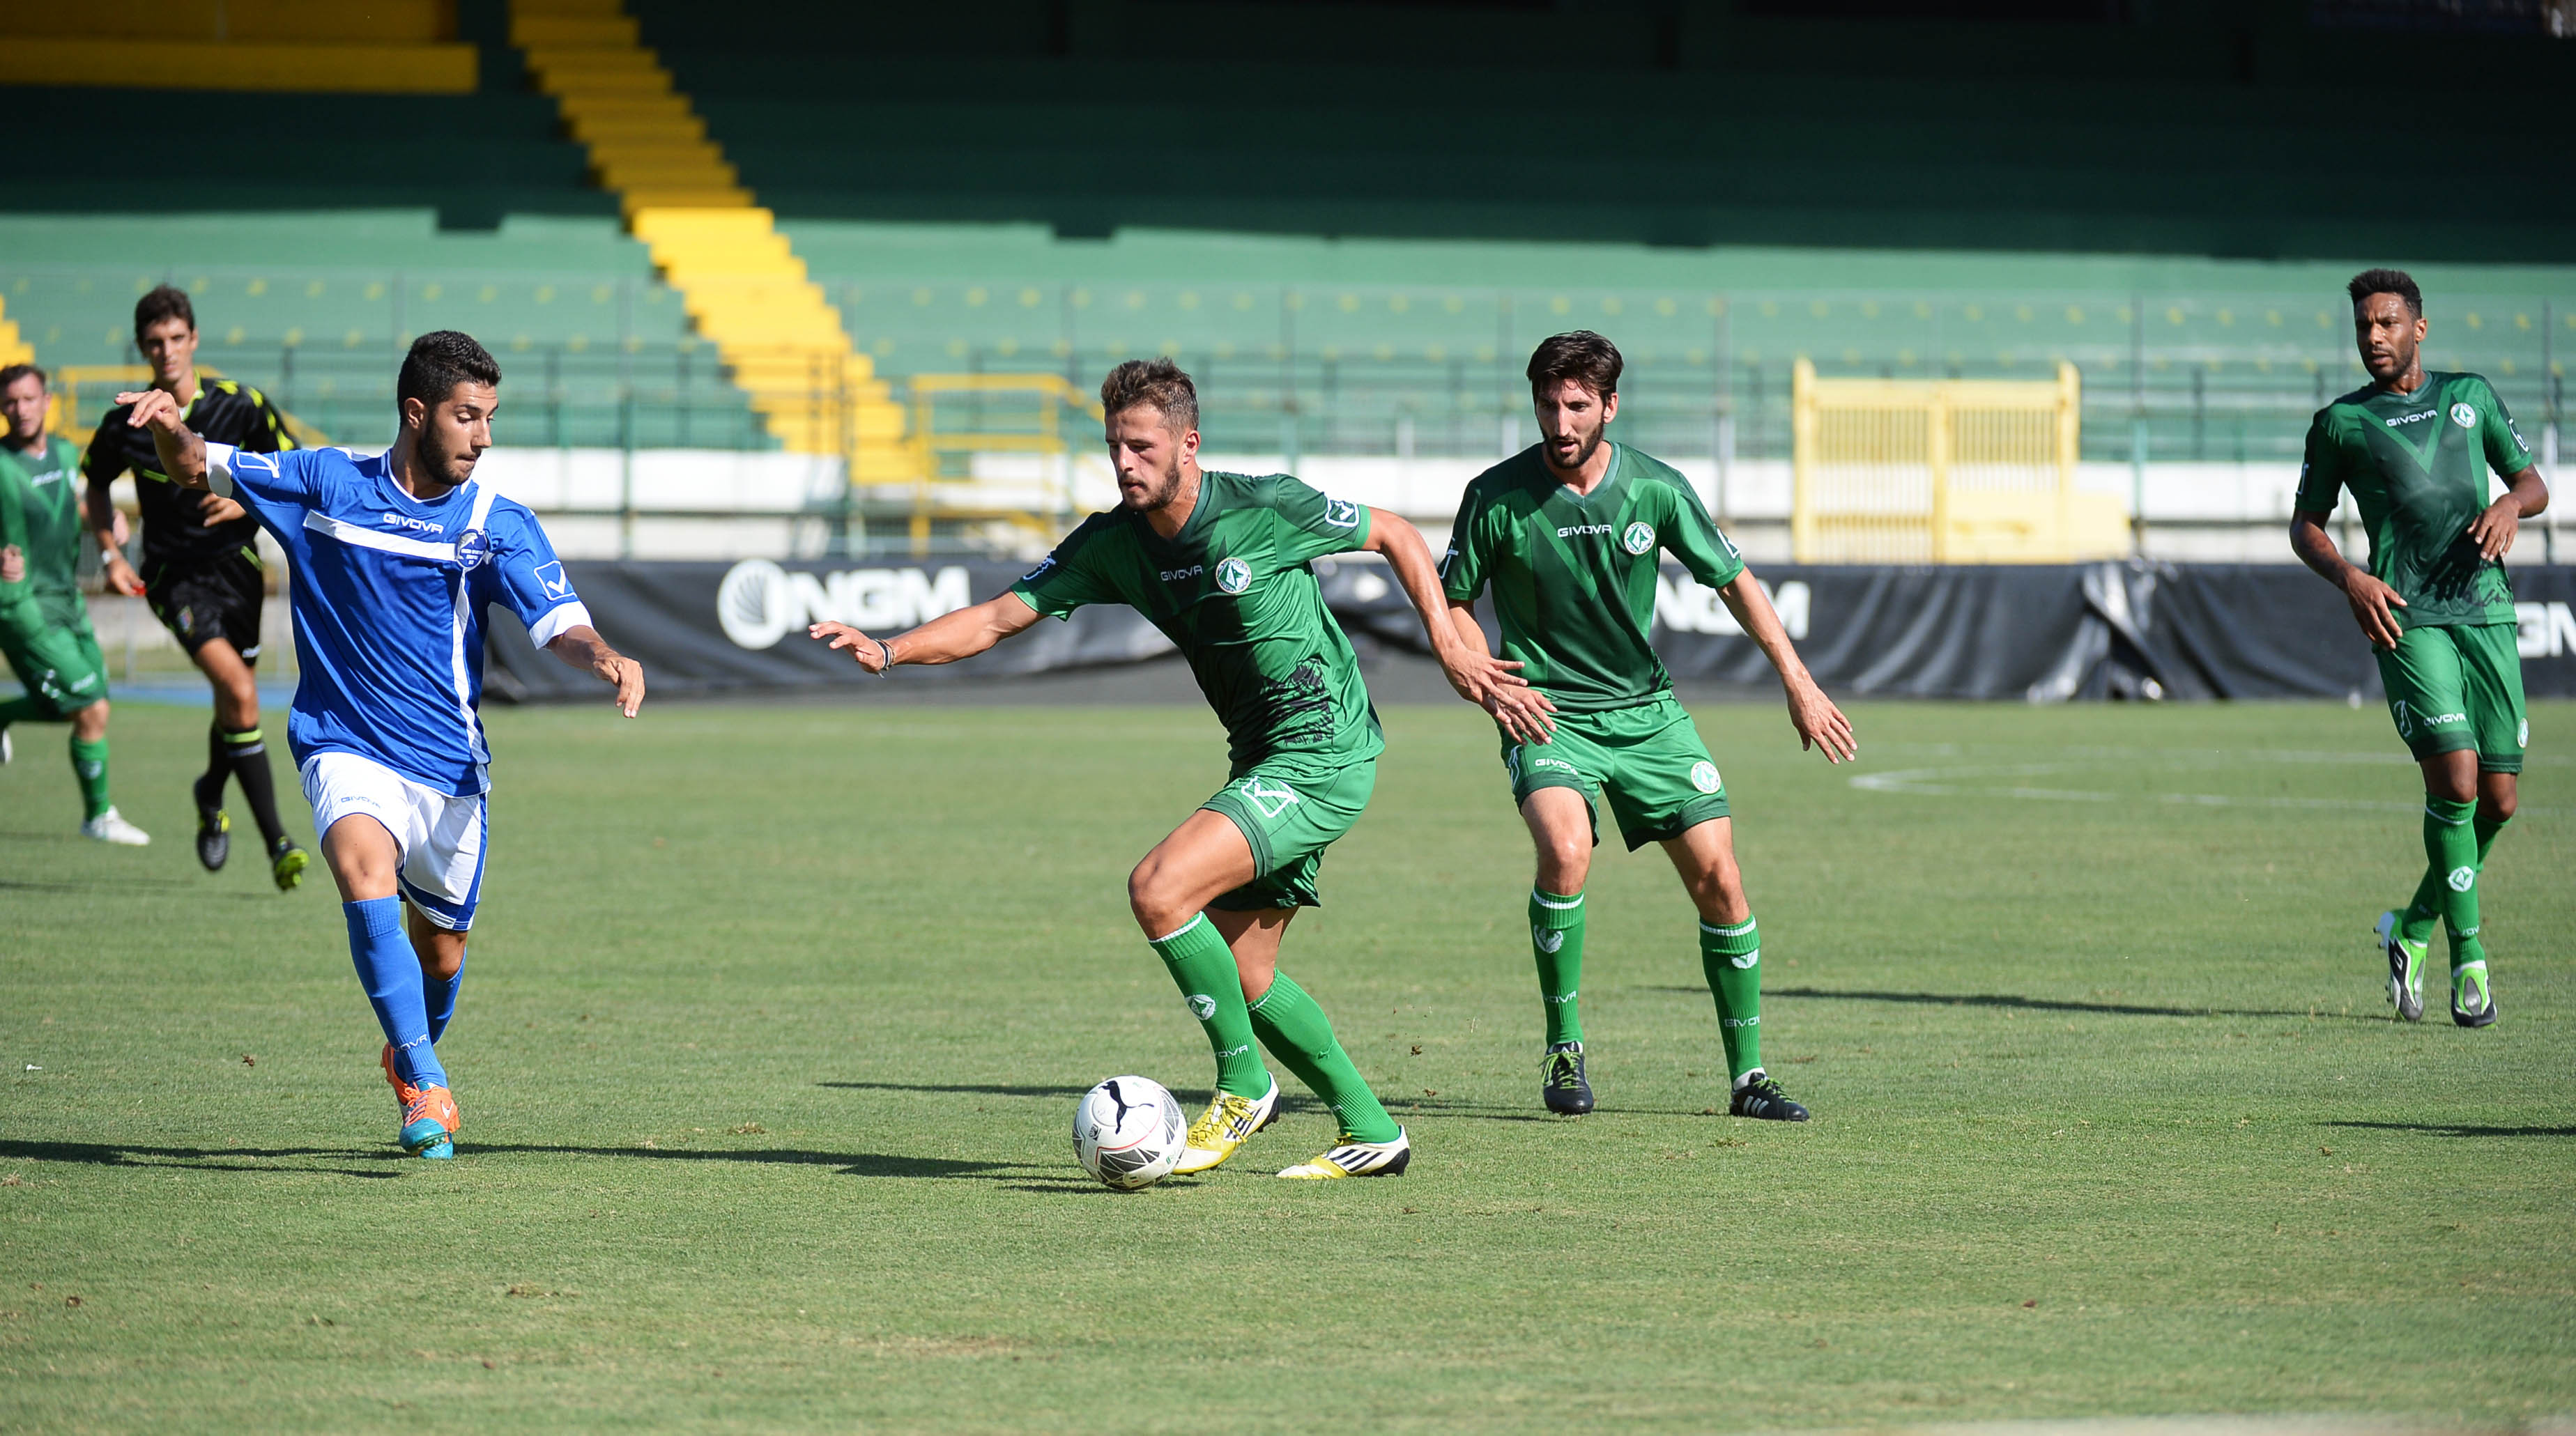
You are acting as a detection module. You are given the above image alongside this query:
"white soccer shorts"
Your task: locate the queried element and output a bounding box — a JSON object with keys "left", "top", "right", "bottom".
{"left": 300, "top": 751, "right": 489, "bottom": 931}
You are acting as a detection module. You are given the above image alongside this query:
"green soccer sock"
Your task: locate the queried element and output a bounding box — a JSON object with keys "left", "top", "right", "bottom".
{"left": 68, "top": 735, "right": 112, "bottom": 821}
{"left": 1699, "top": 916, "right": 1763, "bottom": 1082}
{"left": 1247, "top": 973, "right": 1400, "bottom": 1144}
{"left": 2474, "top": 812, "right": 2510, "bottom": 870}
{"left": 2420, "top": 797, "right": 2484, "bottom": 969}
{"left": 1147, "top": 914, "right": 1269, "bottom": 1100}
{"left": 0, "top": 695, "right": 40, "bottom": 727}
{"left": 1529, "top": 888, "right": 1586, "bottom": 1048}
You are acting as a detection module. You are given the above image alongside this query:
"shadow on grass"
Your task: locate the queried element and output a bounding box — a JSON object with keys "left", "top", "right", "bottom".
{"left": 1653, "top": 985, "right": 2352, "bottom": 1021}
{"left": 0, "top": 877, "right": 273, "bottom": 899}
{"left": 820, "top": 1079, "right": 1557, "bottom": 1125}
{"left": 2322, "top": 1120, "right": 2576, "bottom": 1138}
{"left": 0, "top": 1138, "right": 402, "bottom": 1180}
{"left": 0, "top": 1136, "right": 1052, "bottom": 1182}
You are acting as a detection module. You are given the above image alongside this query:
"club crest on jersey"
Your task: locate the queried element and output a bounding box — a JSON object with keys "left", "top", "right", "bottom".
{"left": 2451, "top": 403, "right": 2478, "bottom": 429}
{"left": 1020, "top": 556, "right": 1056, "bottom": 582}
{"left": 1324, "top": 497, "right": 1361, "bottom": 528}
{"left": 1690, "top": 760, "right": 1722, "bottom": 794}
{"left": 1239, "top": 774, "right": 1299, "bottom": 819}
{"left": 1623, "top": 521, "right": 1656, "bottom": 555}
{"left": 535, "top": 561, "right": 572, "bottom": 599}
{"left": 1215, "top": 557, "right": 1252, "bottom": 594}
{"left": 453, "top": 528, "right": 491, "bottom": 571}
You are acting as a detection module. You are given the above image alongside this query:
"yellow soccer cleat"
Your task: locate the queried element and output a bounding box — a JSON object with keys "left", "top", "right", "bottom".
{"left": 1169, "top": 1074, "right": 1280, "bottom": 1175}
{"left": 1277, "top": 1127, "right": 1411, "bottom": 1180}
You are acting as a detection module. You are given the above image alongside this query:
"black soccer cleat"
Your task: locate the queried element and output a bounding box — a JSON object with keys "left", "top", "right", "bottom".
{"left": 192, "top": 774, "right": 230, "bottom": 872}
{"left": 1540, "top": 1042, "right": 1594, "bottom": 1115}
{"left": 1728, "top": 1072, "right": 1809, "bottom": 1122}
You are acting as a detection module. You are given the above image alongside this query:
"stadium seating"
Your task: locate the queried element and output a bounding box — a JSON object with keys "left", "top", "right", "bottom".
{"left": 0, "top": 0, "right": 475, "bottom": 93}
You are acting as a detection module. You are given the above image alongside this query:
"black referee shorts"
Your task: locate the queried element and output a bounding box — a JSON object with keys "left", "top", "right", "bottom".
{"left": 146, "top": 551, "right": 266, "bottom": 661}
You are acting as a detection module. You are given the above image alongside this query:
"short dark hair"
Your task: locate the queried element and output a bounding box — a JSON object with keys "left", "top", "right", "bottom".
{"left": 1099, "top": 357, "right": 1198, "bottom": 433}
{"left": 397, "top": 330, "right": 502, "bottom": 412}
{"left": 2347, "top": 268, "right": 2423, "bottom": 318}
{"left": 0, "top": 363, "right": 44, "bottom": 392}
{"left": 134, "top": 284, "right": 195, "bottom": 340}
{"left": 1528, "top": 331, "right": 1622, "bottom": 399}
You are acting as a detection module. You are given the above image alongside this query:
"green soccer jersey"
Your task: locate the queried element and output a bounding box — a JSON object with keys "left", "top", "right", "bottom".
{"left": 2294, "top": 371, "right": 2536, "bottom": 629}
{"left": 0, "top": 434, "right": 87, "bottom": 633}
{"left": 1441, "top": 443, "right": 1745, "bottom": 711}
{"left": 1012, "top": 470, "right": 1383, "bottom": 770}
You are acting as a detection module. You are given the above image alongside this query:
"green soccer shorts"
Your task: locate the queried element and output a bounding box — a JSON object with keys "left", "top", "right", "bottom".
{"left": 2378, "top": 621, "right": 2525, "bottom": 773}
{"left": 1501, "top": 694, "right": 1730, "bottom": 851}
{"left": 1199, "top": 755, "right": 1377, "bottom": 910}
{"left": 1, "top": 607, "right": 109, "bottom": 718}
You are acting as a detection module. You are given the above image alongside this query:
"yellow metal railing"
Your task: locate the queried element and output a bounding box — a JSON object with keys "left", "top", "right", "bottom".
{"left": 889, "top": 373, "right": 1102, "bottom": 553}
{"left": 1792, "top": 359, "right": 2121, "bottom": 563}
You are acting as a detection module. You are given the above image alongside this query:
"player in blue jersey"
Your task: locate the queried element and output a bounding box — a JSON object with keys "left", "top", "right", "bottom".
{"left": 116, "top": 332, "right": 644, "bottom": 1159}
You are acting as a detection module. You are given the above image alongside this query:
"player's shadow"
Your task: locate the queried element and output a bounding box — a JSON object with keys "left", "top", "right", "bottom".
{"left": 0, "top": 1138, "right": 403, "bottom": 1180}
{"left": 0, "top": 1136, "right": 1052, "bottom": 1183}
{"left": 2321, "top": 1120, "right": 2576, "bottom": 1138}
{"left": 819, "top": 1079, "right": 1555, "bottom": 1125}
{"left": 1675, "top": 985, "right": 2344, "bottom": 1021}
{"left": 0, "top": 877, "right": 273, "bottom": 900}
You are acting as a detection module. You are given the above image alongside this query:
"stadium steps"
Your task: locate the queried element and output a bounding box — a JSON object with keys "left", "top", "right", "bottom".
{"left": 0, "top": 296, "right": 32, "bottom": 369}
{"left": 509, "top": 0, "right": 918, "bottom": 472}
{"left": 0, "top": 1, "right": 476, "bottom": 93}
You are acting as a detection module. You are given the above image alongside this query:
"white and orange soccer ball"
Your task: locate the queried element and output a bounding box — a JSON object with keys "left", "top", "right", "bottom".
{"left": 1072, "top": 1075, "right": 1187, "bottom": 1190}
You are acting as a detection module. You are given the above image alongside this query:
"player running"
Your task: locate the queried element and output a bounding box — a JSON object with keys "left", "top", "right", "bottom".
{"left": 0, "top": 363, "right": 147, "bottom": 842}
{"left": 807, "top": 358, "right": 1530, "bottom": 1179}
{"left": 2290, "top": 270, "right": 2549, "bottom": 1028}
{"left": 117, "top": 331, "right": 645, "bottom": 1159}
{"left": 84, "top": 285, "right": 308, "bottom": 888}
{"left": 1441, "top": 332, "right": 1853, "bottom": 1120}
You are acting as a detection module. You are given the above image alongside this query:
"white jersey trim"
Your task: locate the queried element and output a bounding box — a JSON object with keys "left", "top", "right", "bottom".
{"left": 204, "top": 441, "right": 240, "bottom": 497}
{"left": 452, "top": 484, "right": 500, "bottom": 770}
{"left": 526, "top": 600, "right": 592, "bottom": 649}
{"left": 303, "top": 510, "right": 457, "bottom": 562}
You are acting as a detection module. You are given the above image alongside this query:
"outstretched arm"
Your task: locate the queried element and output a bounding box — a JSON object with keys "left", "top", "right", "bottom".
{"left": 544, "top": 624, "right": 645, "bottom": 717}
{"left": 1717, "top": 569, "right": 1855, "bottom": 764}
{"left": 1362, "top": 507, "right": 1551, "bottom": 737}
{"left": 808, "top": 591, "right": 1044, "bottom": 674}
{"left": 2290, "top": 507, "right": 2406, "bottom": 651}
{"left": 116, "top": 389, "right": 210, "bottom": 489}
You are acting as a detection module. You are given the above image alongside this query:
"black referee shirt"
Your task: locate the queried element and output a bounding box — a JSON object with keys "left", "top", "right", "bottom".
{"left": 84, "top": 377, "right": 293, "bottom": 572}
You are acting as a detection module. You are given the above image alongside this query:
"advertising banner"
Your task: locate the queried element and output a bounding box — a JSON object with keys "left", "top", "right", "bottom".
{"left": 484, "top": 555, "right": 2576, "bottom": 704}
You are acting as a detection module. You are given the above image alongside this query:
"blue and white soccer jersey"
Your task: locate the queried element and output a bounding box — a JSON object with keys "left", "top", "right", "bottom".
{"left": 206, "top": 442, "right": 590, "bottom": 929}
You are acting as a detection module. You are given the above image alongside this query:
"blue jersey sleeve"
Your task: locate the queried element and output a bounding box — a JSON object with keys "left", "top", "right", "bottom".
{"left": 206, "top": 443, "right": 322, "bottom": 512}
{"left": 481, "top": 502, "right": 590, "bottom": 646}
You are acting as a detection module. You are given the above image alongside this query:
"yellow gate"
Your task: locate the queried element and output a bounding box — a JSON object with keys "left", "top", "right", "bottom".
{"left": 1792, "top": 359, "right": 2119, "bottom": 564}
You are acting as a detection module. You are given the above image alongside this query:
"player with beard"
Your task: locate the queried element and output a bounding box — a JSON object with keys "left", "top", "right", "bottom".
{"left": 117, "top": 331, "right": 645, "bottom": 1158}
{"left": 806, "top": 357, "right": 1538, "bottom": 1178}
{"left": 84, "top": 285, "right": 307, "bottom": 888}
{"left": 1440, "top": 332, "right": 1853, "bottom": 1119}
{"left": 2291, "top": 270, "right": 2549, "bottom": 1028}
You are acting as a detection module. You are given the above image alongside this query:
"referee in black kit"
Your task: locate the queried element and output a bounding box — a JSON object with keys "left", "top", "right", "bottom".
{"left": 84, "top": 284, "right": 309, "bottom": 890}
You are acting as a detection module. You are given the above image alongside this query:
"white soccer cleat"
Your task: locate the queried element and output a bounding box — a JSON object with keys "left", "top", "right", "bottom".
{"left": 80, "top": 808, "right": 151, "bottom": 846}
{"left": 1, "top": 728, "right": 13, "bottom": 764}
{"left": 1276, "top": 1127, "right": 1411, "bottom": 1180}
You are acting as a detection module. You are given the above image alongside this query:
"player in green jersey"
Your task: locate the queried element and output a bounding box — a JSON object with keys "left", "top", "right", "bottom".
{"left": 0, "top": 364, "right": 147, "bottom": 842}
{"left": 1442, "top": 333, "right": 1853, "bottom": 1119}
{"left": 806, "top": 359, "right": 1531, "bottom": 1178}
{"left": 2290, "top": 270, "right": 2550, "bottom": 1028}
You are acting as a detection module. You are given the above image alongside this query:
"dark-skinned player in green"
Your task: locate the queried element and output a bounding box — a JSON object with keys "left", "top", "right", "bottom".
{"left": 0, "top": 363, "right": 147, "bottom": 842}
{"left": 805, "top": 358, "right": 1533, "bottom": 1179}
{"left": 2291, "top": 269, "right": 2550, "bottom": 1028}
{"left": 1441, "top": 332, "right": 1853, "bottom": 1119}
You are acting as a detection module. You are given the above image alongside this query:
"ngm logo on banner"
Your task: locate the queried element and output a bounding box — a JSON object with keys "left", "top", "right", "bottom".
{"left": 717, "top": 559, "right": 974, "bottom": 649}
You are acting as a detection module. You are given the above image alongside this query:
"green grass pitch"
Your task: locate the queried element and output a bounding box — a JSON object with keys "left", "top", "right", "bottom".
{"left": 3, "top": 693, "right": 2570, "bottom": 1433}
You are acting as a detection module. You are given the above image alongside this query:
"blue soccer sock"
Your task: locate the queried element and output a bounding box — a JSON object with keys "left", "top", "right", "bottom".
{"left": 344, "top": 897, "right": 447, "bottom": 1090}
{"left": 426, "top": 948, "right": 466, "bottom": 1044}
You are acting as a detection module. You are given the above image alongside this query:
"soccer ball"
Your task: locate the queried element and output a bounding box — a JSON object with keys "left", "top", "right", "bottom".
{"left": 1072, "top": 1075, "right": 1188, "bottom": 1190}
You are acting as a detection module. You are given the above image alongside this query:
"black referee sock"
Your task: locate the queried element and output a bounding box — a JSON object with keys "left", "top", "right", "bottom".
{"left": 198, "top": 723, "right": 232, "bottom": 808}
{"left": 220, "top": 725, "right": 289, "bottom": 849}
